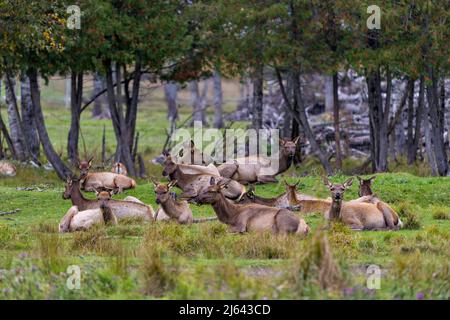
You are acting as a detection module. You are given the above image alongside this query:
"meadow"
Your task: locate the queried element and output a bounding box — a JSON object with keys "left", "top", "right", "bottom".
{"left": 0, "top": 83, "right": 449, "bottom": 299}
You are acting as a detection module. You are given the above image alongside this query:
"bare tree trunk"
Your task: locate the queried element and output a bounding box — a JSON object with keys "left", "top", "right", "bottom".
{"left": 67, "top": 72, "right": 83, "bottom": 164}
{"left": 4, "top": 72, "right": 28, "bottom": 161}
{"left": 276, "top": 68, "right": 333, "bottom": 175}
{"left": 92, "top": 73, "right": 109, "bottom": 119}
{"left": 406, "top": 79, "right": 416, "bottom": 164}
{"left": 325, "top": 75, "right": 333, "bottom": 112}
{"left": 332, "top": 72, "right": 342, "bottom": 170}
{"left": 423, "top": 101, "right": 438, "bottom": 175}
{"left": 190, "top": 80, "right": 207, "bottom": 126}
{"left": 426, "top": 68, "right": 448, "bottom": 176}
{"left": 164, "top": 81, "right": 178, "bottom": 122}
{"left": 252, "top": 63, "right": 264, "bottom": 130}
{"left": 0, "top": 105, "right": 15, "bottom": 158}
{"left": 213, "top": 70, "right": 224, "bottom": 129}
{"left": 28, "top": 69, "right": 72, "bottom": 180}
{"left": 20, "top": 74, "right": 40, "bottom": 162}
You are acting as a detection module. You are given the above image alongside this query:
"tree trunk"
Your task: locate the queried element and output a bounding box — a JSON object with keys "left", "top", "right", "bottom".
{"left": 28, "top": 69, "right": 72, "bottom": 180}
{"left": 406, "top": 79, "right": 416, "bottom": 164}
{"left": 252, "top": 63, "right": 264, "bottom": 130}
{"left": 412, "top": 76, "right": 425, "bottom": 162}
{"left": 164, "top": 81, "right": 178, "bottom": 122}
{"left": 0, "top": 106, "right": 15, "bottom": 158}
{"left": 426, "top": 68, "right": 448, "bottom": 176}
{"left": 332, "top": 72, "right": 342, "bottom": 170}
{"left": 325, "top": 75, "right": 333, "bottom": 112}
{"left": 104, "top": 60, "right": 136, "bottom": 176}
{"left": 190, "top": 80, "right": 207, "bottom": 126}
{"left": 20, "top": 74, "right": 40, "bottom": 162}
{"left": 67, "top": 72, "right": 83, "bottom": 164}
{"left": 213, "top": 71, "right": 224, "bottom": 129}
{"left": 91, "top": 73, "right": 109, "bottom": 119}
{"left": 276, "top": 68, "right": 333, "bottom": 175}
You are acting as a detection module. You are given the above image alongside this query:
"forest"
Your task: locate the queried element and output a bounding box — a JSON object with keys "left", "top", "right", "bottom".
{"left": 0, "top": 0, "right": 448, "bottom": 301}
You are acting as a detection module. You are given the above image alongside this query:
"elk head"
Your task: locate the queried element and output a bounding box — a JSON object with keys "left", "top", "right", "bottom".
{"left": 323, "top": 177, "right": 353, "bottom": 203}
{"left": 152, "top": 179, "right": 177, "bottom": 204}
{"left": 78, "top": 156, "right": 94, "bottom": 178}
{"left": 112, "top": 162, "right": 127, "bottom": 175}
{"left": 95, "top": 189, "right": 113, "bottom": 207}
{"left": 161, "top": 154, "right": 177, "bottom": 177}
{"left": 357, "top": 176, "right": 376, "bottom": 197}
{"left": 280, "top": 137, "right": 300, "bottom": 158}
{"left": 238, "top": 184, "right": 256, "bottom": 203}
{"left": 284, "top": 179, "right": 300, "bottom": 193}
{"left": 195, "top": 177, "right": 230, "bottom": 204}
{"left": 62, "top": 176, "right": 78, "bottom": 199}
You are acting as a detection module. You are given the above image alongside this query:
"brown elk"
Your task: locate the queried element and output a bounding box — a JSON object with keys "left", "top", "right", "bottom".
{"left": 111, "top": 162, "right": 128, "bottom": 176}
{"left": 322, "top": 177, "right": 402, "bottom": 231}
{"left": 238, "top": 184, "right": 290, "bottom": 208}
{"left": 195, "top": 177, "right": 310, "bottom": 235}
{"left": 152, "top": 179, "right": 217, "bottom": 224}
{"left": 0, "top": 161, "right": 16, "bottom": 176}
{"left": 356, "top": 175, "right": 403, "bottom": 229}
{"left": 62, "top": 176, "right": 154, "bottom": 221}
{"left": 174, "top": 140, "right": 214, "bottom": 165}
{"left": 78, "top": 158, "right": 136, "bottom": 193}
{"left": 161, "top": 153, "right": 245, "bottom": 201}
{"left": 217, "top": 137, "right": 300, "bottom": 184}
{"left": 59, "top": 190, "right": 117, "bottom": 232}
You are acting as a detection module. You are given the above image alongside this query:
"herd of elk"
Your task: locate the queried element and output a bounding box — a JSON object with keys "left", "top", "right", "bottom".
{"left": 53, "top": 140, "right": 402, "bottom": 235}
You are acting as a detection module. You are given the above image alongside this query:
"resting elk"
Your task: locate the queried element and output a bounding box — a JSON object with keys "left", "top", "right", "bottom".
{"left": 217, "top": 137, "right": 300, "bottom": 184}
{"left": 152, "top": 179, "right": 217, "bottom": 224}
{"left": 59, "top": 190, "right": 117, "bottom": 232}
{"left": 195, "top": 177, "right": 310, "bottom": 235}
{"left": 62, "top": 176, "right": 154, "bottom": 221}
{"left": 161, "top": 153, "right": 245, "bottom": 201}
{"left": 78, "top": 158, "right": 136, "bottom": 193}
{"left": 174, "top": 140, "right": 214, "bottom": 165}
{"left": 322, "top": 177, "right": 402, "bottom": 231}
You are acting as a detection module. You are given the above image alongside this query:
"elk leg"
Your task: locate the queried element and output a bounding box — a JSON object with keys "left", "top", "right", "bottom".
{"left": 345, "top": 219, "right": 364, "bottom": 231}
{"left": 228, "top": 223, "right": 246, "bottom": 234}
{"left": 376, "top": 202, "right": 397, "bottom": 230}
{"left": 257, "top": 175, "right": 278, "bottom": 183}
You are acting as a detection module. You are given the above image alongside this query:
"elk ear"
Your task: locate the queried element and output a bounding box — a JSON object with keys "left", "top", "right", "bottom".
{"left": 323, "top": 176, "right": 333, "bottom": 188}
{"left": 210, "top": 176, "right": 216, "bottom": 186}
{"left": 190, "top": 140, "right": 195, "bottom": 148}
{"left": 279, "top": 138, "right": 286, "bottom": 146}
{"left": 88, "top": 157, "right": 94, "bottom": 167}
{"left": 150, "top": 178, "right": 159, "bottom": 188}
{"left": 168, "top": 180, "right": 177, "bottom": 189}
{"left": 343, "top": 178, "right": 354, "bottom": 189}
{"left": 293, "top": 136, "right": 300, "bottom": 145}
{"left": 369, "top": 175, "right": 376, "bottom": 182}
{"left": 94, "top": 189, "right": 100, "bottom": 197}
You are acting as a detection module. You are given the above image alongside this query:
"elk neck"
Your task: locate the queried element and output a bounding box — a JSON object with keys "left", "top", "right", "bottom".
{"left": 211, "top": 192, "right": 240, "bottom": 224}
{"left": 70, "top": 180, "right": 93, "bottom": 210}
{"left": 160, "top": 194, "right": 182, "bottom": 219}
{"left": 329, "top": 198, "right": 342, "bottom": 220}
{"left": 277, "top": 152, "right": 294, "bottom": 174}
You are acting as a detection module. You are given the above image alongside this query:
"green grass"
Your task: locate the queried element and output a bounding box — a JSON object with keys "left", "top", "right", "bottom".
{"left": 0, "top": 82, "right": 449, "bottom": 299}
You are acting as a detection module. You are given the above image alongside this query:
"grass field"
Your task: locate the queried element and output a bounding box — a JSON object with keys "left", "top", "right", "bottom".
{"left": 0, "top": 81, "right": 449, "bottom": 299}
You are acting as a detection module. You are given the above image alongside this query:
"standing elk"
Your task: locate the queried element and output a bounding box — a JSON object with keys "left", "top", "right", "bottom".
{"left": 78, "top": 158, "right": 136, "bottom": 193}
{"left": 217, "top": 137, "right": 300, "bottom": 184}
{"left": 62, "top": 176, "right": 154, "bottom": 221}
{"left": 195, "top": 177, "right": 310, "bottom": 235}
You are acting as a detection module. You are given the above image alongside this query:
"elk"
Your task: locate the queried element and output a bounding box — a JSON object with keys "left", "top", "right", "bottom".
{"left": 195, "top": 177, "right": 310, "bottom": 235}
{"left": 174, "top": 140, "right": 214, "bottom": 165}
{"left": 78, "top": 158, "right": 136, "bottom": 193}
{"left": 238, "top": 184, "right": 290, "bottom": 208}
{"left": 62, "top": 176, "right": 154, "bottom": 221}
{"left": 161, "top": 153, "right": 245, "bottom": 201}
{"left": 356, "top": 175, "right": 402, "bottom": 229}
{"left": 111, "top": 162, "right": 128, "bottom": 176}
{"left": 217, "top": 137, "right": 300, "bottom": 184}
{"left": 322, "top": 177, "right": 402, "bottom": 231}
{"left": 152, "top": 179, "right": 217, "bottom": 224}
{"left": 0, "top": 161, "right": 16, "bottom": 176}
{"left": 59, "top": 190, "right": 117, "bottom": 232}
